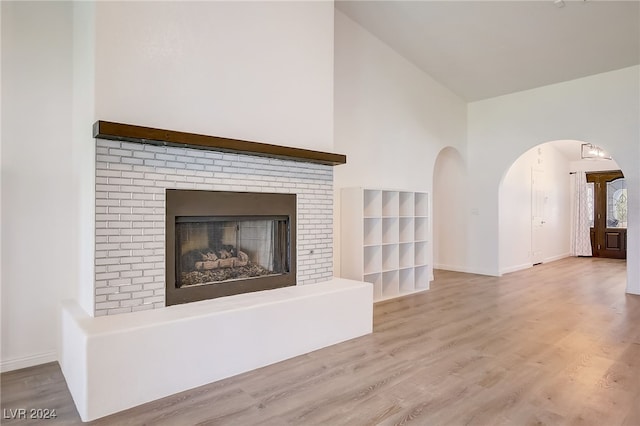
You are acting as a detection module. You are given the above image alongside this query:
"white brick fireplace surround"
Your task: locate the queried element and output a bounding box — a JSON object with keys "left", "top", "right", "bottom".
{"left": 60, "top": 124, "right": 372, "bottom": 421}
{"left": 94, "top": 139, "right": 333, "bottom": 316}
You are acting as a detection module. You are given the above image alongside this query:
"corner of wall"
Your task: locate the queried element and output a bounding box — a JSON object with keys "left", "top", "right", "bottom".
{"left": 72, "top": 1, "right": 96, "bottom": 316}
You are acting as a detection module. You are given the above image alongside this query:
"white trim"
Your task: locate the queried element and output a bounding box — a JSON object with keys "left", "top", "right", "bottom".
{"left": 442, "top": 254, "right": 574, "bottom": 277}
{"left": 0, "top": 351, "right": 57, "bottom": 373}
{"left": 544, "top": 252, "right": 572, "bottom": 263}
{"left": 434, "top": 263, "right": 474, "bottom": 273}
{"left": 626, "top": 285, "right": 640, "bottom": 295}
{"left": 500, "top": 263, "right": 533, "bottom": 275}
{"left": 434, "top": 264, "right": 499, "bottom": 276}
{"left": 500, "top": 254, "right": 572, "bottom": 275}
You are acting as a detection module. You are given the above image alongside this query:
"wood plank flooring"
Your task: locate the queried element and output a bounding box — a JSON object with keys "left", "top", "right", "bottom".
{"left": 2, "top": 257, "right": 639, "bottom": 425}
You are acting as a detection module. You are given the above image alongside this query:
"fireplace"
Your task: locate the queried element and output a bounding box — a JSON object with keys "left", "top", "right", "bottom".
{"left": 94, "top": 135, "right": 335, "bottom": 316}
{"left": 166, "top": 189, "right": 296, "bottom": 306}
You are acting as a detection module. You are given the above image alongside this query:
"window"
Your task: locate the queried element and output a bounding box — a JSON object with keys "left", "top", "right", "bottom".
{"left": 606, "top": 178, "right": 627, "bottom": 228}
{"left": 586, "top": 182, "right": 594, "bottom": 228}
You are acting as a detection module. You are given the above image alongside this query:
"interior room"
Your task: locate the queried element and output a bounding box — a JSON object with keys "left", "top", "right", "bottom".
{"left": 2, "top": 1, "right": 639, "bottom": 424}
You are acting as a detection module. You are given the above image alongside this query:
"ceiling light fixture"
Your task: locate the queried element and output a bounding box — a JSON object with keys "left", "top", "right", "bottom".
{"left": 581, "top": 143, "right": 612, "bottom": 160}
{"left": 554, "top": 0, "right": 565, "bottom": 8}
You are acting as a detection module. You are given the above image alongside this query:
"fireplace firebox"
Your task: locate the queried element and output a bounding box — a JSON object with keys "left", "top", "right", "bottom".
{"left": 166, "top": 190, "right": 296, "bottom": 306}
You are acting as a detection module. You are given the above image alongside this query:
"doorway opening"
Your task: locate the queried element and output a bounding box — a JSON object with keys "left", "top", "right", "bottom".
{"left": 586, "top": 170, "right": 627, "bottom": 259}
{"left": 433, "top": 147, "right": 467, "bottom": 272}
{"left": 499, "top": 140, "right": 627, "bottom": 274}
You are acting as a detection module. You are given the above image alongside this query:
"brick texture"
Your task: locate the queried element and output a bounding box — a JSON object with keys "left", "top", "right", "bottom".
{"left": 95, "top": 140, "right": 334, "bottom": 316}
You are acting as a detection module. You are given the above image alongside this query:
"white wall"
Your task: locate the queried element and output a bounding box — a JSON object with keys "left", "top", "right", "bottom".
{"left": 468, "top": 66, "right": 640, "bottom": 293}
{"left": 94, "top": 1, "right": 334, "bottom": 152}
{"left": 1, "top": 1, "right": 336, "bottom": 371}
{"left": 499, "top": 143, "right": 571, "bottom": 274}
{"left": 541, "top": 146, "right": 572, "bottom": 264}
{"left": 569, "top": 158, "right": 620, "bottom": 173}
{"left": 73, "top": 1, "right": 97, "bottom": 317}
{"left": 1, "top": 2, "right": 75, "bottom": 371}
{"left": 333, "top": 10, "right": 467, "bottom": 275}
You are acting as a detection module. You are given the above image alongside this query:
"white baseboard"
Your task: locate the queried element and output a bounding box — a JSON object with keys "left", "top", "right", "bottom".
{"left": 499, "top": 254, "right": 573, "bottom": 276}
{"left": 434, "top": 264, "right": 474, "bottom": 274}
{"left": 544, "top": 253, "right": 572, "bottom": 263}
{"left": 500, "top": 263, "right": 533, "bottom": 275}
{"left": 1, "top": 351, "right": 57, "bottom": 373}
{"left": 626, "top": 286, "right": 640, "bottom": 295}
{"left": 434, "top": 264, "right": 499, "bottom": 277}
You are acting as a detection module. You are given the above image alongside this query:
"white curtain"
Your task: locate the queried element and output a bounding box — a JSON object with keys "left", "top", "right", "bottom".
{"left": 238, "top": 220, "right": 274, "bottom": 268}
{"left": 571, "top": 171, "right": 593, "bottom": 256}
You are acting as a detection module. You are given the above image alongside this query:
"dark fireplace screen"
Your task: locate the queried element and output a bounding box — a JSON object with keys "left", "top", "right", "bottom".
{"left": 176, "top": 216, "right": 290, "bottom": 288}
{"left": 165, "top": 189, "right": 296, "bottom": 306}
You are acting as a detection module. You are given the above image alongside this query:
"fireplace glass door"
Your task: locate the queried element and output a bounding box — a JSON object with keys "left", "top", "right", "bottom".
{"left": 165, "top": 189, "right": 296, "bottom": 306}
{"left": 175, "top": 216, "right": 290, "bottom": 288}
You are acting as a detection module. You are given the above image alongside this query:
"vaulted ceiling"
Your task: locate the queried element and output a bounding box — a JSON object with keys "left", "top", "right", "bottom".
{"left": 336, "top": 1, "right": 640, "bottom": 102}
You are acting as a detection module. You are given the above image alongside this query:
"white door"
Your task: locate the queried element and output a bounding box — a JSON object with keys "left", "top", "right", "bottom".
{"left": 531, "top": 168, "right": 545, "bottom": 265}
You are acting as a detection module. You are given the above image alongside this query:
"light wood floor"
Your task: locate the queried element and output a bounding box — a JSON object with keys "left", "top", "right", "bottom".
{"left": 2, "top": 257, "right": 639, "bottom": 425}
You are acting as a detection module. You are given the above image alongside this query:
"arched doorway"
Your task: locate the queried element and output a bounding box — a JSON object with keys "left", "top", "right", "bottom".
{"left": 498, "top": 139, "right": 627, "bottom": 274}
{"left": 433, "top": 147, "right": 468, "bottom": 272}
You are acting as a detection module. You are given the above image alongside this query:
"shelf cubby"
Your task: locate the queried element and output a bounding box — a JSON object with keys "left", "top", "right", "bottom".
{"left": 382, "top": 191, "right": 399, "bottom": 217}
{"left": 415, "top": 217, "right": 428, "bottom": 242}
{"left": 399, "top": 268, "right": 415, "bottom": 293}
{"left": 382, "top": 217, "right": 399, "bottom": 244}
{"left": 399, "top": 217, "right": 414, "bottom": 243}
{"left": 382, "top": 244, "right": 399, "bottom": 271}
{"left": 415, "top": 266, "right": 429, "bottom": 289}
{"left": 382, "top": 270, "right": 399, "bottom": 298}
{"left": 364, "top": 190, "right": 382, "bottom": 217}
{"left": 415, "top": 241, "right": 428, "bottom": 266}
{"left": 399, "top": 242, "right": 414, "bottom": 269}
{"left": 363, "top": 245, "right": 382, "bottom": 275}
{"left": 399, "top": 192, "right": 414, "bottom": 217}
{"left": 364, "top": 218, "right": 382, "bottom": 246}
{"left": 415, "top": 192, "right": 428, "bottom": 217}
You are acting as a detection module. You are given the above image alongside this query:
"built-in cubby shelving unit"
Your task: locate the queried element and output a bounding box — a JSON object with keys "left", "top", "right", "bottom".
{"left": 341, "top": 188, "right": 431, "bottom": 302}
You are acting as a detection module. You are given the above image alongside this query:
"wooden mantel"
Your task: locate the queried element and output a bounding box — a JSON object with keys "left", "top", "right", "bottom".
{"left": 93, "top": 121, "right": 346, "bottom": 166}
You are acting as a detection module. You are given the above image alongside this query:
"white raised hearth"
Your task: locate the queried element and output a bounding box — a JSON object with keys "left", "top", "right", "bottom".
{"left": 61, "top": 278, "right": 373, "bottom": 421}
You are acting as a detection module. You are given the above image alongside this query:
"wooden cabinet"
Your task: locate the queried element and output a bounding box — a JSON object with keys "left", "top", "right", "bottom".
{"left": 341, "top": 188, "right": 431, "bottom": 302}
